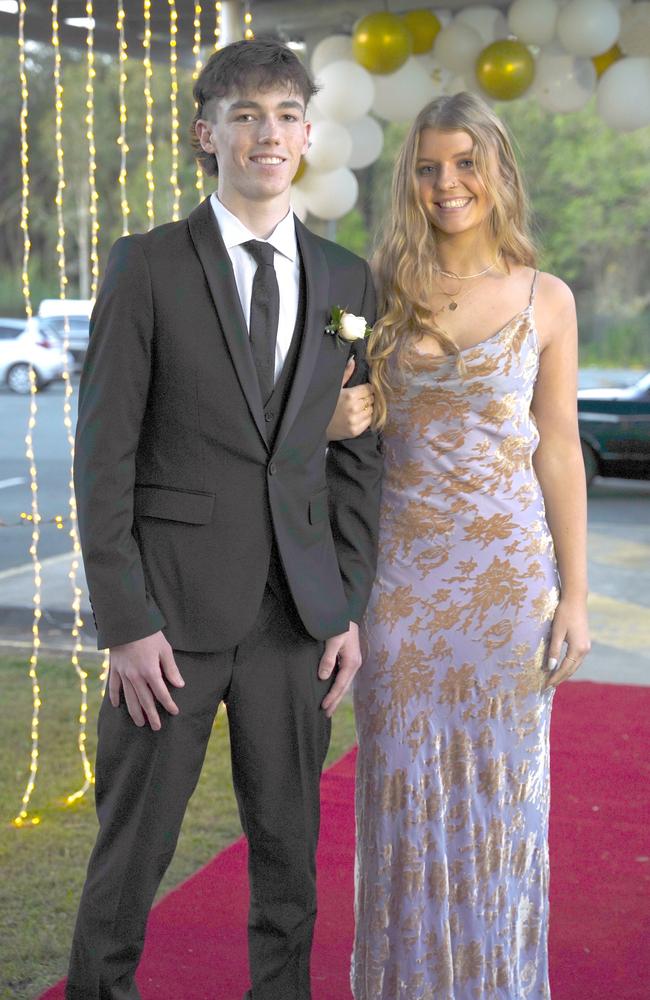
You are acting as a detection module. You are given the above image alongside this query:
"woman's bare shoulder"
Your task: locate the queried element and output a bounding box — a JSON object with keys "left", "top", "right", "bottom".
{"left": 536, "top": 271, "right": 576, "bottom": 311}
{"left": 534, "top": 271, "right": 577, "bottom": 350}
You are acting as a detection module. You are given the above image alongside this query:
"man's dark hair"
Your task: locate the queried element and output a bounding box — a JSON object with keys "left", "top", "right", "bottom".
{"left": 191, "top": 38, "right": 318, "bottom": 178}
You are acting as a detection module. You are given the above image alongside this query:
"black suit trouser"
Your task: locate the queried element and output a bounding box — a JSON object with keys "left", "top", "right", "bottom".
{"left": 65, "top": 582, "right": 332, "bottom": 1000}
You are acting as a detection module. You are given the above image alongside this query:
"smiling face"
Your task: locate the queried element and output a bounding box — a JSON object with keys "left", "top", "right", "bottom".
{"left": 195, "top": 85, "right": 311, "bottom": 215}
{"left": 416, "top": 128, "right": 494, "bottom": 237}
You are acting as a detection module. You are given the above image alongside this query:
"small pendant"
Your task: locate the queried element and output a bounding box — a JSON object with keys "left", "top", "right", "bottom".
{"left": 448, "top": 300, "right": 458, "bottom": 311}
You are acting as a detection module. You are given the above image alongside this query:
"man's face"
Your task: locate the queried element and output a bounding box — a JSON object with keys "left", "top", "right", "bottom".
{"left": 196, "top": 86, "right": 311, "bottom": 208}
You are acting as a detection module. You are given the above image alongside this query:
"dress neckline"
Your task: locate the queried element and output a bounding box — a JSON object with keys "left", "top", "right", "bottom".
{"left": 410, "top": 302, "right": 534, "bottom": 361}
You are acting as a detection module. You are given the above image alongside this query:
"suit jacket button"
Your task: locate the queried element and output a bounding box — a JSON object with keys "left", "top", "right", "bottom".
{"left": 264, "top": 411, "right": 274, "bottom": 422}
{"left": 268, "top": 462, "right": 277, "bottom": 475}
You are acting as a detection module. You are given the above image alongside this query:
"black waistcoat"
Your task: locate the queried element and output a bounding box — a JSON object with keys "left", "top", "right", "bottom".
{"left": 260, "top": 261, "right": 307, "bottom": 451}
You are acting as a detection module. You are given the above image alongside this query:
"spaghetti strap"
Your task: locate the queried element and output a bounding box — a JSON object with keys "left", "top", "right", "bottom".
{"left": 529, "top": 269, "right": 539, "bottom": 306}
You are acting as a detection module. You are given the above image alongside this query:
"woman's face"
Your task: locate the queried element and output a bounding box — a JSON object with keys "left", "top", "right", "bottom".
{"left": 415, "top": 127, "right": 494, "bottom": 237}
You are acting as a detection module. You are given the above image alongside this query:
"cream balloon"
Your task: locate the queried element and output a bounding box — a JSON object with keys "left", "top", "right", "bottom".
{"left": 314, "top": 60, "right": 375, "bottom": 124}
{"left": 346, "top": 115, "right": 384, "bottom": 170}
{"left": 414, "top": 53, "right": 454, "bottom": 97}
{"left": 597, "top": 56, "right": 650, "bottom": 131}
{"left": 305, "top": 120, "right": 353, "bottom": 172}
{"left": 298, "top": 167, "right": 359, "bottom": 220}
{"left": 433, "top": 20, "right": 484, "bottom": 74}
{"left": 507, "top": 0, "right": 558, "bottom": 46}
{"left": 371, "top": 57, "right": 437, "bottom": 123}
{"left": 557, "top": 0, "right": 621, "bottom": 58}
{"left": 534, "top": 41, "right": 597, "bottom": 112}
{"left": 290, "top": 186, "right": 309, "bottom": 222}
{"left": 456, "top": 5, "right": 509, "bottom": 46}
{"left": 311, "top": 34, "right": 353, "bottom": 75}
{"left": 618, "top": 2, "right": 650, "bottom": 58}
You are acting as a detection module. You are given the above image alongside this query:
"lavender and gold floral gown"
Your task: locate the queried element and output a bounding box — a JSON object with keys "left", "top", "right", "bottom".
{"left": 353, "top": 273, "right": 558, "bottom": 1000}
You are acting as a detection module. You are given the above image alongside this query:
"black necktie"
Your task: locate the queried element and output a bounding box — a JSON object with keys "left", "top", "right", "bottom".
{"left": 244, "top": 240, "right": 280, "bottom": 404}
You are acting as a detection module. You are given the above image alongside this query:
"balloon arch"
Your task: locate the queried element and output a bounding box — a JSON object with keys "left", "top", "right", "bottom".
{"left": 292, "top": 1, "right": 650, "bottom": 221}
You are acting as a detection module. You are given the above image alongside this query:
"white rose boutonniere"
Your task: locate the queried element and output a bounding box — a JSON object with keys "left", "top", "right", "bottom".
{"left": 325, "top": 305, "right": 372, "bottom": 347}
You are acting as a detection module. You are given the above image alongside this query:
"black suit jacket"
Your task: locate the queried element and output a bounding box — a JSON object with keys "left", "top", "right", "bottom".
{"left": 74, "top": 197, "right": 383, "bottom": 651}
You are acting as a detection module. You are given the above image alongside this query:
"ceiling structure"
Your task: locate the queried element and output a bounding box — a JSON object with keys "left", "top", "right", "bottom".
{"left": 0, "top": 1, "right": 512, "bottom": 61}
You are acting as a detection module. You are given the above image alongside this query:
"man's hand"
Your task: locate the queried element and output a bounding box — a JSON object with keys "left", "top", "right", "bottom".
{"left": 326, "top": 357, "right": 375, "bottom": 441}
{"left": 318, "top": 622, "right": 362, "bottom": 718}
{"left": 108, "top": 631, "right": 185, "bottom": 730}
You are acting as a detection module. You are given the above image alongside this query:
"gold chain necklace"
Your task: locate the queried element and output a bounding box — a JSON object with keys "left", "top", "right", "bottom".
{"left": 433, "top": 257, "right": 500, "bottom": 312}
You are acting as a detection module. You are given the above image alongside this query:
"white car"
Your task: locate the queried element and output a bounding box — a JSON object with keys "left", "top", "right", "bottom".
{"left": 0, "top": 317, "right": 73, "bottom": 394}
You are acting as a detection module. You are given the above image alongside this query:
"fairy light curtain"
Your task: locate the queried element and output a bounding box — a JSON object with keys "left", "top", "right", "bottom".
{"left": 11, "top": 0, "right": 255, "bottom": 826}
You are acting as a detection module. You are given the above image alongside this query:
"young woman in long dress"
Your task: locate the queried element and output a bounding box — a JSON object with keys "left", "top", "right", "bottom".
{"left": 329, "top": 93, "right": 591, "bottom": 999}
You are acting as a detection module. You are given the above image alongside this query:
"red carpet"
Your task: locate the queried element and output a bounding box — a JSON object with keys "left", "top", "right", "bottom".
{"left": 41, "top": 681, "right": 649, "bottom": 999}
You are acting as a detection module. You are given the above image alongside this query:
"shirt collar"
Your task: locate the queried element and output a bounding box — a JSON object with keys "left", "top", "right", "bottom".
{"left": 210, "top": 192, "right": 297, "bottom": 262}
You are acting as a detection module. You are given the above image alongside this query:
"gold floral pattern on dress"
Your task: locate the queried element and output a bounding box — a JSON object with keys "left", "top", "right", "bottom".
{"left": 354, "top": 276, "right": 557, "bottom": 1000}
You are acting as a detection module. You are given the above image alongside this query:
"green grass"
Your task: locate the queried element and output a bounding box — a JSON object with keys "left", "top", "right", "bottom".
{"left": 0, "top": 654, "right": 357, "bottom": 1000}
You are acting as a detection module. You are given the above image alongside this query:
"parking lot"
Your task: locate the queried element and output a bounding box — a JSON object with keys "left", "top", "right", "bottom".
{"left": 0, "top": 374, "right": 648, "bottom": 685}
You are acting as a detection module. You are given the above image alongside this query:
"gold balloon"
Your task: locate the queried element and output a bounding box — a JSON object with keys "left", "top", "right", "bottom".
{"left": 592, "top": 43, "right": 622, "bottom": 78}
{"left": 353, "top": 12, "right": 413, "bottom": 75}
{"left": 400, "top": 10, "right": 441, "bottom": 55}
{"left": 293, "top": 157, "right": 307, "bottom": 184}
{"left": 476, "top": 40, "right": 535, "bottom": 100}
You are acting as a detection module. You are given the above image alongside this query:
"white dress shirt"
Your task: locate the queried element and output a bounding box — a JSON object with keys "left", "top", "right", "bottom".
{"left": 210, "top": 193, "right": 300, "bottom": 384}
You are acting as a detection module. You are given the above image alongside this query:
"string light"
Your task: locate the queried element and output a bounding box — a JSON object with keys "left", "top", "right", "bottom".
{"left": 13, "top": 0, "right": 43, "bottom": 830}
{"left": 18, "top": 0, "right": 31, "bottom": 320}
{"left": 47, "top": 2, "right": 93, "bottom": 808}
{"left": 214, "top": 1, "right": 222, "bottom": 50}
{"left": 244, "top": 3, "right": 254, "bottom": 40}
{"left": 143, "top": 0, "right": 155, "bottom": 228}
{"left": 193, "top": 2, "right": 205, "bottom": 200}
{"left": 0, "top": 512, "right": 65, "bottom": 528}
{"left": 116, "top": 1, "right": 130, "bottom": 235}
{"left": 85, "top": 0, "right": 100, "bottom": 298}
{"left": 192, "top": 2, "right": 203, "bottom": 77}
{"left": 168, "top": 0, "right": 181, "bottom": 221}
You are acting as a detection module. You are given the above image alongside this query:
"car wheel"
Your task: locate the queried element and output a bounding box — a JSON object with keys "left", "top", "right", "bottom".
{"left": 581, "top": 440, "right": 599, "bottom": 486}
{"left": 6, "top": 363, "right": 34, "bottom": 394}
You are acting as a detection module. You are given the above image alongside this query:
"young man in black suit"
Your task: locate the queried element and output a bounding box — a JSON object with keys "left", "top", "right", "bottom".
{"left": 66, "top": 38, "right": 382, "bottom": 1000}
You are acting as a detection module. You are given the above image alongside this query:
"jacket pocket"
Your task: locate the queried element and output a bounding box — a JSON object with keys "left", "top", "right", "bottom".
{"left": 308, "top": 488, "right": 328, "bottom": 525}
{"left": 134, "top": 485, "right": 215, "bottom": 524}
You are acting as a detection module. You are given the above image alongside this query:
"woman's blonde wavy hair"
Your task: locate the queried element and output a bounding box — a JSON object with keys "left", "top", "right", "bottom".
{"left": 369, "top": 91, "right": 538, "bottom": 430}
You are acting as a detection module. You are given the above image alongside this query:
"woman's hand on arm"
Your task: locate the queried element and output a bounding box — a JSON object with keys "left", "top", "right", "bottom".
{"left": 326, "top": 356, "right": 375, "bottom": 441}
{"left": 531, "top": 273, "right": 591, "bottom": 688}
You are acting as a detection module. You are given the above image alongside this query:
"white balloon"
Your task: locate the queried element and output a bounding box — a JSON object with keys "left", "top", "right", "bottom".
{"left": 347, "top": 115, "right": 384, "bottom": 170}
{"left": 557, "top": 0, "right": 620, "bottom": 58}
{"left": 444, "top": 70, "right": 495, "bottom": 104}
{"left": 597, "top": 56, "right": 650, "bottom": 131}
{"left": 371, "top": 58, "right": 437, "bottom": 123}
{"left": 432, "top": 8, "right": 453, "bottom": 29}
{"left": 507, "top": 0, "right": 559, "bottom": 46}
{"left": 298, "top": 167, "right": 359, "bottom": 220}
{"left": 413, "top": 53, "right": 454, "bottom": 96}
{"left": 534, "top": 41, "right": 597, "bottom": 112}
{"left": 305, "top": 119, "right": 353, "bottom": 172}
{"left": 314, "top": 60, "right": 375, "bottom": 124}
{"left": 456, "top": 5, "right": 509, "bottom": 46}
{"left": 433, "top": 21, "right": 483, "bottom": 73}
{"left": 310, "top": 34, "right": 353, "bottom": 75}
{"left": 290, "top": 186, "right": 309, "bottom": 221}
{"left": 618, "top": 2, "right": 650, "bottom": 58}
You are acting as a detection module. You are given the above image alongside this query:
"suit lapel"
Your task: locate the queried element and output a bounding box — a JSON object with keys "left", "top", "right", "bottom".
{"left": 187, "top": 198, "right": 268, "bottom": 449}
{"left": 273, "top": 218, "right": 330, "bottom": 452}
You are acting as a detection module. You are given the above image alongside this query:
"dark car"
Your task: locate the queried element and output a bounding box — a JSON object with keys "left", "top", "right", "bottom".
{"left": 578, "top": 373, "right": 650, "bottom": 485}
